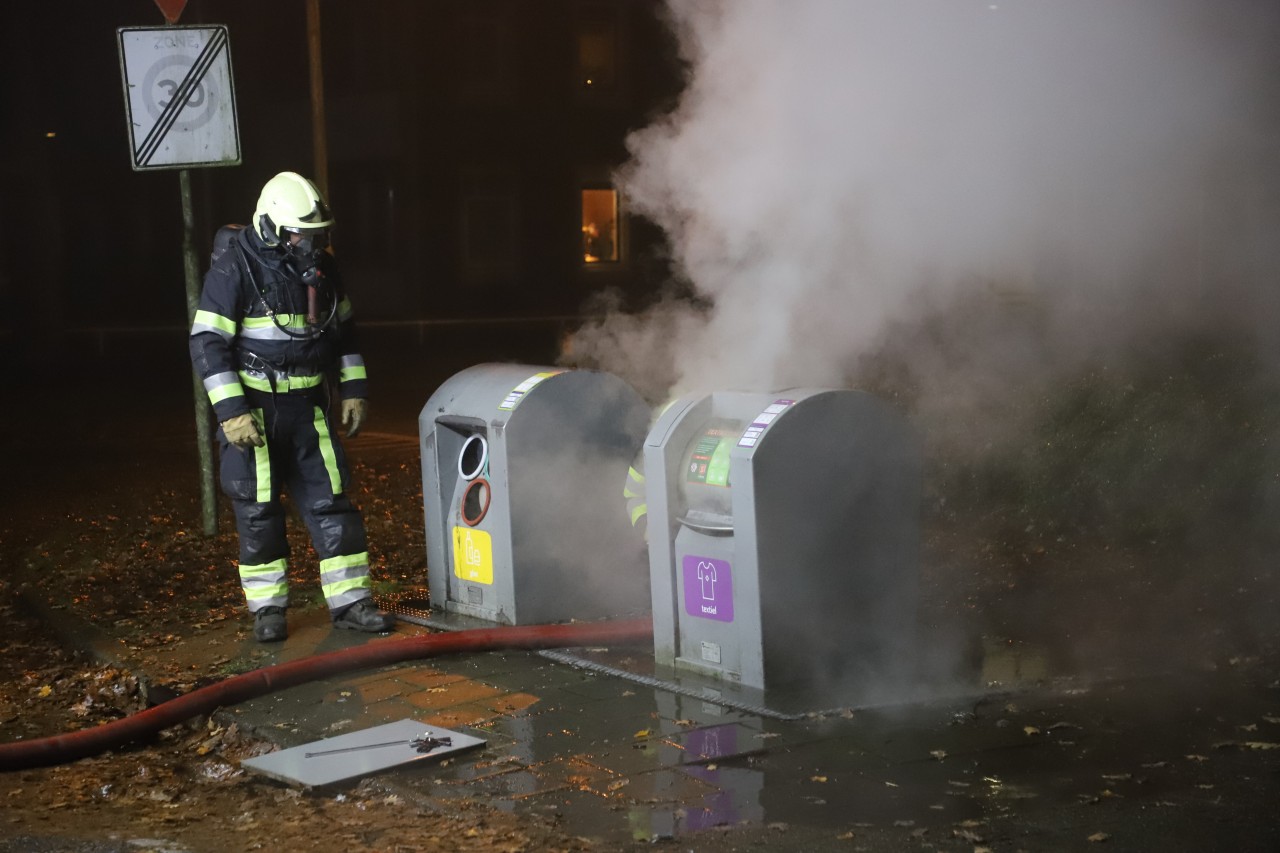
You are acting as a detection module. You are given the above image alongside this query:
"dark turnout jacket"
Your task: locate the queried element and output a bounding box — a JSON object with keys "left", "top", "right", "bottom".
{"left": 189, "top": 226, "right": 368, "bottom": 424}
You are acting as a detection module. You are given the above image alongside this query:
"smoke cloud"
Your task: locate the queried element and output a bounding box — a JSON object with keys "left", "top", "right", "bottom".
{"left": 570, "top": 0, "right": 1280, "bottom": 402}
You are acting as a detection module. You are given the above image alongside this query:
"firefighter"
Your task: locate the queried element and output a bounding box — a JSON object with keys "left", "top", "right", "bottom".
{"left": 190, "top": 171, "right": 395, "bottom": 642}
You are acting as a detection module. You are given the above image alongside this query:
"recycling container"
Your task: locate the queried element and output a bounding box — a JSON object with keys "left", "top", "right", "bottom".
{"left": 644, "top": 389, "right": 921, "bottom": 699}
{"left": 420, "top": 364, "right": 651, "bottom": 624}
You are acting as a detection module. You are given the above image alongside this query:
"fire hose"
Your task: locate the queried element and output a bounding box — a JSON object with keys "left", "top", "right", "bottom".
{"left": 0, "top": 617, "right": 652, "bottom": 772}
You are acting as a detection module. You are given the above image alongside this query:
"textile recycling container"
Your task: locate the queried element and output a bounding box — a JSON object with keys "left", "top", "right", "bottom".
{"left": 420, "top": 364, "right": 651, "bottom": 624}
{"left": 644, "top": 389, "right": 921, "bottom": 702}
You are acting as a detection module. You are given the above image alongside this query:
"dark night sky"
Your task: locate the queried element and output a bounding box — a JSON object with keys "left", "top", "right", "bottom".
{"left": 1, "top": 1, "right": 331, "bottom": 354}
{"left": 4, "top": 0, "right": 1278, "bottom": 391}
{"left": 0, "top": 1, "right": 684, "bottom": 387}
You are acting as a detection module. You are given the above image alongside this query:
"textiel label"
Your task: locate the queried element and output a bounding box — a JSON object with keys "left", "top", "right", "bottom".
{"left": 683, "top": 555, "right": 734, "bottom": 622}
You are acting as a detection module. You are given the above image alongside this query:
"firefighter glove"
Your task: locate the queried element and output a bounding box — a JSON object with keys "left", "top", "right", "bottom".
{"left": 221, "top": 413, "right": 264, "bottom": 449}
{"left": 342, "top": 398, "right": 368, "bottom": 438}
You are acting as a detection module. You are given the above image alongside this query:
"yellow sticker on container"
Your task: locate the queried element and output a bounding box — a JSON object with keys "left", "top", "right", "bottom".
{"left": 453, "top": 526, "right": 493, "bottom": 585}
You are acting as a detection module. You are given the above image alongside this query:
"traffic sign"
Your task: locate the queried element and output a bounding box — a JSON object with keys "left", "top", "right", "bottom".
{"left": 153, "top": 0, "right": 188, "bottom": 24}
{"left": 117, "top": 26, "right": 240, "bottom": 171}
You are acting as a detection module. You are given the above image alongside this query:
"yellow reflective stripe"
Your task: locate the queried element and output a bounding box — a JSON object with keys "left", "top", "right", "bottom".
{"left": 337, "top": 297, "right": 354, "bottom": 321}
{"left": 242, "top": 582, "right": 289, "bottom": 602}
{"left": 624, "top": 466, "right": 645, "bottom": 498}
{"left": 239, "top": 555, "right": 287, "bottom": 603}
{"left": 629, "top": 503, "right": 647, "bottom": 525}
{"left": 253, "top": 411, "right": 272, "bottom": 502}
{"left": 192, "top": 309, "right": 236, "bottom": 337}
{"left": 238, "top": 370, "right": 324, "bottom": 393}
{"left": 239, "top": 372, "right": 272, "bottom": 392}
{"left": 340, "top": 364, "right": 367, "bottom": 382}
{"left": 242, "top": 314, "right": 306, "bottom": 330}
{"left": 323, "top": 575, "right": 371, "bottom": 600}
{"left": 313, "top": 407, "right": 342, "bottom": 494}
{"left": 320, "top": 552, "right": 369, "bottom": 572}
{"left": 208, "top": 381, "right": 244, "bottom": 405}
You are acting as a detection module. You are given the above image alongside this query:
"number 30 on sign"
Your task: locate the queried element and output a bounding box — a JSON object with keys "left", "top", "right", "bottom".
{"left": 116, "top": 25, "right": 241, "bottom": 171}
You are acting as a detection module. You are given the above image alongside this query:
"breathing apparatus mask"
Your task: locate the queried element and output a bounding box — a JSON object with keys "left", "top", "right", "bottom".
{"left": 252, "top": 172, "right": 338, "bottom": 328}
{"left": 282, "top": 227, "right": 330, "bottom": 286}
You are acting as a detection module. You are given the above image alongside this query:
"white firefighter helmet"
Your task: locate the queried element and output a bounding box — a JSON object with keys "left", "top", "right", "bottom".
{"left": 253, "top": 172, "right": 334, "bottom": 247}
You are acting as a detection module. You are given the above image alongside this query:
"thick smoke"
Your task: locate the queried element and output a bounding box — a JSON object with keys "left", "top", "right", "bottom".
{"left": 562, "top": 0, "right": 1280, "bottom": 693}
{"left": 570, "top": 0, "right": 1280, "bottom": 402}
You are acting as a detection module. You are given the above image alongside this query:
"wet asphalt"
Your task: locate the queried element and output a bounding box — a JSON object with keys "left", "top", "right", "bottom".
{"left": 8, "top": 337, "right": 1280, "bottom": 852}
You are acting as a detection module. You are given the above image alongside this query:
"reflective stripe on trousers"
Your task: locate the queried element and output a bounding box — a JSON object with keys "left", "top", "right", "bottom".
{"left": 220, "top": 396, "right": 371, "bottom": 613}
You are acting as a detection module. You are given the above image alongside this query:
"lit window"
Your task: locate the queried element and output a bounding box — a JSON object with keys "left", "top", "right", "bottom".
{"left": 582, "top": 188, "right": 618, "bottom": 264}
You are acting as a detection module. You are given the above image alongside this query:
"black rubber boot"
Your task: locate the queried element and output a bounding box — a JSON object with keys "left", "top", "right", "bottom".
{"left": 253, "top": 606, "right": 287, "bottom": 642}
{"left": 333, "top": 598, "right": 395, "bottom": 633}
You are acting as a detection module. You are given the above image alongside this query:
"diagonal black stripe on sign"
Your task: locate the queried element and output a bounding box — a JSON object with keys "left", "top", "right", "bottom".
{"left": 136, "top": 28, "right": 228, "bottom": 166}
{"left": 137, "top": 28, "right": 227, "bottom": 165}
{"left": 137, "top": 28, "right": 226, "bottom": 165}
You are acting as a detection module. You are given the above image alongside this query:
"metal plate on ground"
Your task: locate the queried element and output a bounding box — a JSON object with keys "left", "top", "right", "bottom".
{"left": 241, "top": 719, "right": 485, "bottom": 787}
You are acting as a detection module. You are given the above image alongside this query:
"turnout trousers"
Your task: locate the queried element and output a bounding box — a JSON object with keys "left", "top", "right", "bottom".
{"left": 218, "top": 392, "right": 372, "bottom": 615}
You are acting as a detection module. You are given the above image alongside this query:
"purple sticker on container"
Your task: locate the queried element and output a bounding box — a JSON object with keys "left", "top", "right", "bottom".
{"left": 683, "top": 555, "right": 734, "bottom": 622}
{"left": 738, "top": 399, "right": 795, "bottom": 447}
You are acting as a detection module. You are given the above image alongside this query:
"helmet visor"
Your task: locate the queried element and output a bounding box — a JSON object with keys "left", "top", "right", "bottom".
{"left": 282, "top": 227, "right": 330, "bottom": 257}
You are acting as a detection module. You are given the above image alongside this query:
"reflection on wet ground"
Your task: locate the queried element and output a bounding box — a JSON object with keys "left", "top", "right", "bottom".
{"left": 212, "top": 597, "right": 1279, "bottom": 851}
{"left": 12, "top": 359, "right": 1279, "bottom": 851}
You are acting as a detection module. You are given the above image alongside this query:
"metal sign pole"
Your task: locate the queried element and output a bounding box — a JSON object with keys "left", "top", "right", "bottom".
{"left": 180, "top": 168, "right": 218, "bottom": 536}
{"left": 119, "top": 12, "right": 240, "bottom": 537}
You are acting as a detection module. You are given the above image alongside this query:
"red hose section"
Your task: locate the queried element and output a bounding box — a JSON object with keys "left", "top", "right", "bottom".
{"left": 0, "top": 617, "right": 652, "bottom": 772}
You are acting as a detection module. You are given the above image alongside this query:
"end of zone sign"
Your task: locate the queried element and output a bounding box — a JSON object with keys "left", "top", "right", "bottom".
{"left": 117, "top": 26, "right": 240, "bottom": 171}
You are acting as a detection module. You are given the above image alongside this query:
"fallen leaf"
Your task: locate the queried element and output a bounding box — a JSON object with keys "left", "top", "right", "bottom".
{"left": 37, "top": 686, "right": 52, "bottom": 698}
{"left": 1088, "top": 832, "right": 1110, "bottom": 843}
{"left": 1185, "top": 754, "right": 1209, "bottom": 762}
{"left": 633, "top": 729, "right": 651, "bottom": 739}
{"left": 1024, "top": 726, "right": 1041, "bottom": 736}
{"left": 811, "top": 775, "right": 828, "bottom": 783}
{"left": 930, "top": 749, "right": 947, "bottom": 761}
